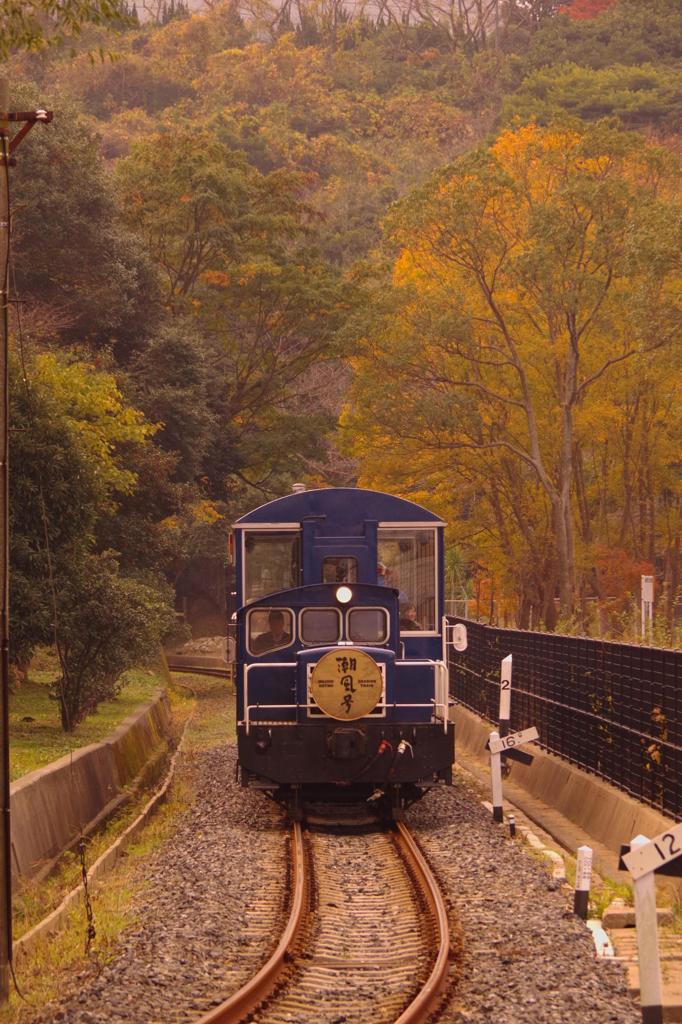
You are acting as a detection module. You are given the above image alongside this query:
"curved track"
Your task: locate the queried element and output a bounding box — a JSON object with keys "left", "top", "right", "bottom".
{"left": 197, "top": 819, "right": 451, "bottom": 1024}
{"left": 166, "top": 660, "right": 233, "bottom": 679}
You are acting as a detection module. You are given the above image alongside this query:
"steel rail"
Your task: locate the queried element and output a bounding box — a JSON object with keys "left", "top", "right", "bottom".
{"left": 393, "top": 821, "right": 451, "bottom": 1023}
{"left": 196, "top": 821, "right": 307, "bottom": 1024}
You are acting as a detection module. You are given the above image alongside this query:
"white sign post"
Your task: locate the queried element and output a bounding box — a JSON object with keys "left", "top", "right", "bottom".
{"left": 487, "top": 727, "right": 538, "bottom": 823}
{"left": 641, "top": 575, "right": 654, "bottom": 641}
{"left": 499, "top": 654, "right": 512, "bottom": 739}
{"left": 623, "top": 832, "right": 668, "bottom": 1024}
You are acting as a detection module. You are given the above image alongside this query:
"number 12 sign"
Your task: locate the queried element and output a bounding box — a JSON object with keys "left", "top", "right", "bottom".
{"left": 622, "top": 821, "right": 682, "bottom": 880}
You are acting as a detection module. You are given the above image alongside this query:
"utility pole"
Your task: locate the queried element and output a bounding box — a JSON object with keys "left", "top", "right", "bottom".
{"left": 0, "top": 78, "right": 52, "bottom": 1002}
{"left": 0, "top": 72, "right": 12, "bottom": 1002}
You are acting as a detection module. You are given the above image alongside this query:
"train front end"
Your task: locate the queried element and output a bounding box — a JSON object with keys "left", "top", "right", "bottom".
{"left": 232, "top": 487, "right": 454, "bottom": 818}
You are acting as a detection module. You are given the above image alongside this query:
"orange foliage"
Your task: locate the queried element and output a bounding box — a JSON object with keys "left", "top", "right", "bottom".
{"left": 594, "top": 547, "right": 654, "bottom": 604}
{"left": 558, "top": 0, "right": 617, "bottom": 19}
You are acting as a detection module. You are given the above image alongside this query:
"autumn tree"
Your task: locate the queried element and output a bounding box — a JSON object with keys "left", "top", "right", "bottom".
{"left": 557, "top": 0, "right": 615, "bottom": 19}
{"left": 344, "top": 123, "right": 682, "bottom": 625}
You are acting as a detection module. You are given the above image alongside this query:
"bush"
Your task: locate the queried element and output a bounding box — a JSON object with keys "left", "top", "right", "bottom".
{"left": 49, "top": 553, "right": 179, "bottom": 731}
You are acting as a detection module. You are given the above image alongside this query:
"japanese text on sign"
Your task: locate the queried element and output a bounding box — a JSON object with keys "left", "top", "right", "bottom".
{"left": 310, "top": 648, "right": 383, "bottom": 721}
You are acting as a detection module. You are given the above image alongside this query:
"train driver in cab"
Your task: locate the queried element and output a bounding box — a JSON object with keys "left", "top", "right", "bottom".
{"left": 252, "top": 609, "right": 291, "bottom": 654}
{"left": 399, "top": 602, "right": 422, "bottom": 631}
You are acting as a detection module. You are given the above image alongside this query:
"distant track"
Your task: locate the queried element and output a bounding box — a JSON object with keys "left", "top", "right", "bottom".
{"left": 166, "top": 660, "right": 233, "bottom": 679}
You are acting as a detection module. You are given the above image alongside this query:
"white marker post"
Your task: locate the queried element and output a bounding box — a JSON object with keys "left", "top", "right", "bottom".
{"left": 627, "top": 834, "right": 664, "bottom": 1024}
{"left": 641, "top": 576, "right": 654, "bottom": 641}
{"left": 573, "top": 845, "right": 592, "bottom": 920}
{"left": 489, "top": 730, "right": 504, "bottom": 823}
{"left": 499, "top": 654, "right": 512, "bottom": 740}
{"left": 487, "top": 727, "right": 538, "bottom": 826}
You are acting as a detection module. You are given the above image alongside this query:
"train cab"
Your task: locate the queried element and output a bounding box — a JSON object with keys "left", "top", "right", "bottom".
{"left": 231, "top": 487, "right": 454, "bottom": 816}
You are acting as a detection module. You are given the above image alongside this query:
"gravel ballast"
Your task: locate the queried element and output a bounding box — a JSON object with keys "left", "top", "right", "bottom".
{"left": 407, "top": 779, "right": 640, "bottom": 1023}
{"left": 23, "top": 688, "right": 640, "bottom": 1023}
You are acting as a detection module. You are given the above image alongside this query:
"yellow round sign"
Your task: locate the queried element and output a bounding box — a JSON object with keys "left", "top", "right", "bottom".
{"left": 310, "top": 649, "right": 383, "bottom": 721}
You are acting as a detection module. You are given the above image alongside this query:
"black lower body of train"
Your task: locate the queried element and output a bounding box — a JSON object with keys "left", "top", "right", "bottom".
{"left": 238, "top": 718, "right": 454, "bottom": 820}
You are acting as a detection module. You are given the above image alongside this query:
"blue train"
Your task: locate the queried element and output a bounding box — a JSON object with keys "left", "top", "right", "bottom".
{"left": 232, "top": 486, "right": 454, "bottom": 818}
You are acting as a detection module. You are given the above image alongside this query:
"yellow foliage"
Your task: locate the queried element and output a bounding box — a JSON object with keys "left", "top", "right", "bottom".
{"left": 202, "top": 270, "right": 231, "bottom": 288}
{"left": 190, "top": 501, "right": 223, "bottom": 525}
{"left": 344, "top": 122, "right": 682, "bottom": 622}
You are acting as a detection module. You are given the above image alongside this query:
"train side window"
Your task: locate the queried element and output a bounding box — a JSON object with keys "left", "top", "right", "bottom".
{"left": 300, "top": 608, "right": 342, "bottom": 646}
{"left": 348, "top": 608, "right": 389, "bottom": 645}
{"left": 247, "top": 607, "right": 295, "bottom": 656}
{"left": 244, "top": 531, "right": 300, "bottom": 603}
{"left": 378, "top": 528, "right": 436, "bottom": 632}
{"left": 322, "top": 557, "right": 358, "bottom": 584}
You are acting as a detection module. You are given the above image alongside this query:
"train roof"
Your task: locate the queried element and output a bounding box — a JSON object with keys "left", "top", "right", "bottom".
{"left": 233, "top": 487, "right": 445, "bottom": 528}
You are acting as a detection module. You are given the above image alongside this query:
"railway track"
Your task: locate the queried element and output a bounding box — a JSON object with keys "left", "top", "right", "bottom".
{"left": 166, "top": 659, "right": 233, "bottom": 679}
{"left": 197, "top": 817, "right": 451, "bottom": 1024}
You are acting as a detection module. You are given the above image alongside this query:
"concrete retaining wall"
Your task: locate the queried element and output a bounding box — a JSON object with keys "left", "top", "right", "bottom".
{"left": 453, "top": 704, "right": 676, "bottom": 863}
{"left": 11, "top": 692, "right": 171, "bottom": 881}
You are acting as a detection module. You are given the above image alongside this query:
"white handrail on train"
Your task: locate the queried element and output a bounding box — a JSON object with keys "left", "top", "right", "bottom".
{"left": 243, "top": 660, "right": 451, "bottom": 735}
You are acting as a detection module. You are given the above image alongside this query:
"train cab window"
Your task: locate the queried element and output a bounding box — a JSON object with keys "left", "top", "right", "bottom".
{"left": 378, "top": 528, "right": 436, "bottom": 632}
{"left": 247, "top": 607, "right": 294, "bottom": 656}
{"left": 348, "top": 608, "right": 389, "bottom": 645}
{"left": 244, "top": 531, "right": 300, "bottom": 603}
{"left": 300, "top": 608, "right": 341, "bottom": 646}
{"left": 322, "top": 557, "right": 358, "bottom": 584}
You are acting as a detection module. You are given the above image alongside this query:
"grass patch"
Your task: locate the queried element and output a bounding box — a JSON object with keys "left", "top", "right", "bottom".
{"left": 177, "top": 673, "right": 236, "bottom": 751}
{"left": 589, "top": 878, "right": 633, "bottom": 919}
{"left": 10, "top": 653, "right": 164, "bottom": 781}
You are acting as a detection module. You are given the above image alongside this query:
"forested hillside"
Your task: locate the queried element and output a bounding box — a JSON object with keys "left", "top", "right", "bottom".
{"left": 5, "top": 0, "right": 682, "bottom": 680}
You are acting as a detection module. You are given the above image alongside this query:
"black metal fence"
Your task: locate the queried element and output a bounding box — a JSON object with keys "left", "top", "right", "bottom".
{"left": 447, "top": 619, "right": 682, "bottom": 821}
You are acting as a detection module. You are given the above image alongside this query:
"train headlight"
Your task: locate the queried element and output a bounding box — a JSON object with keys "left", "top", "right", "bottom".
{"left": 336, "top": 586, "right": 353, "bottom": 604}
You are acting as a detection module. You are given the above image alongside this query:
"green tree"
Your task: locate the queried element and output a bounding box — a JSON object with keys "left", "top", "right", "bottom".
{"left": 127, "top": 322, "right": 218, "bottom": 482}
{"left": 505, "top": 62, "right": 682, "bottom": 132}
{"left": 118, "top": 125, "right": 355, "bottom": 493}
{"left": 11, "top": 89, "right": 162, "bottom": 354}
{"left": 522, "top": 0, "right": 682, "bottom": 73}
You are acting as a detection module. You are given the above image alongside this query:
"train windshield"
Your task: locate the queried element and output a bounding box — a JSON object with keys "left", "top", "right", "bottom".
{"left": 300, "top": 608, "right": 341, "bottom": 645}
{"left": 348, "top": 608, "right": 389, "bottom": 645}
{"left": 247, "top": 607, "right": 295, "bottom": 655}
{"left": 244, "top": 531, "right": 300, "bottom": 603}
{"left": 377, "top": 528, "right": 436, "bottom": 632}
